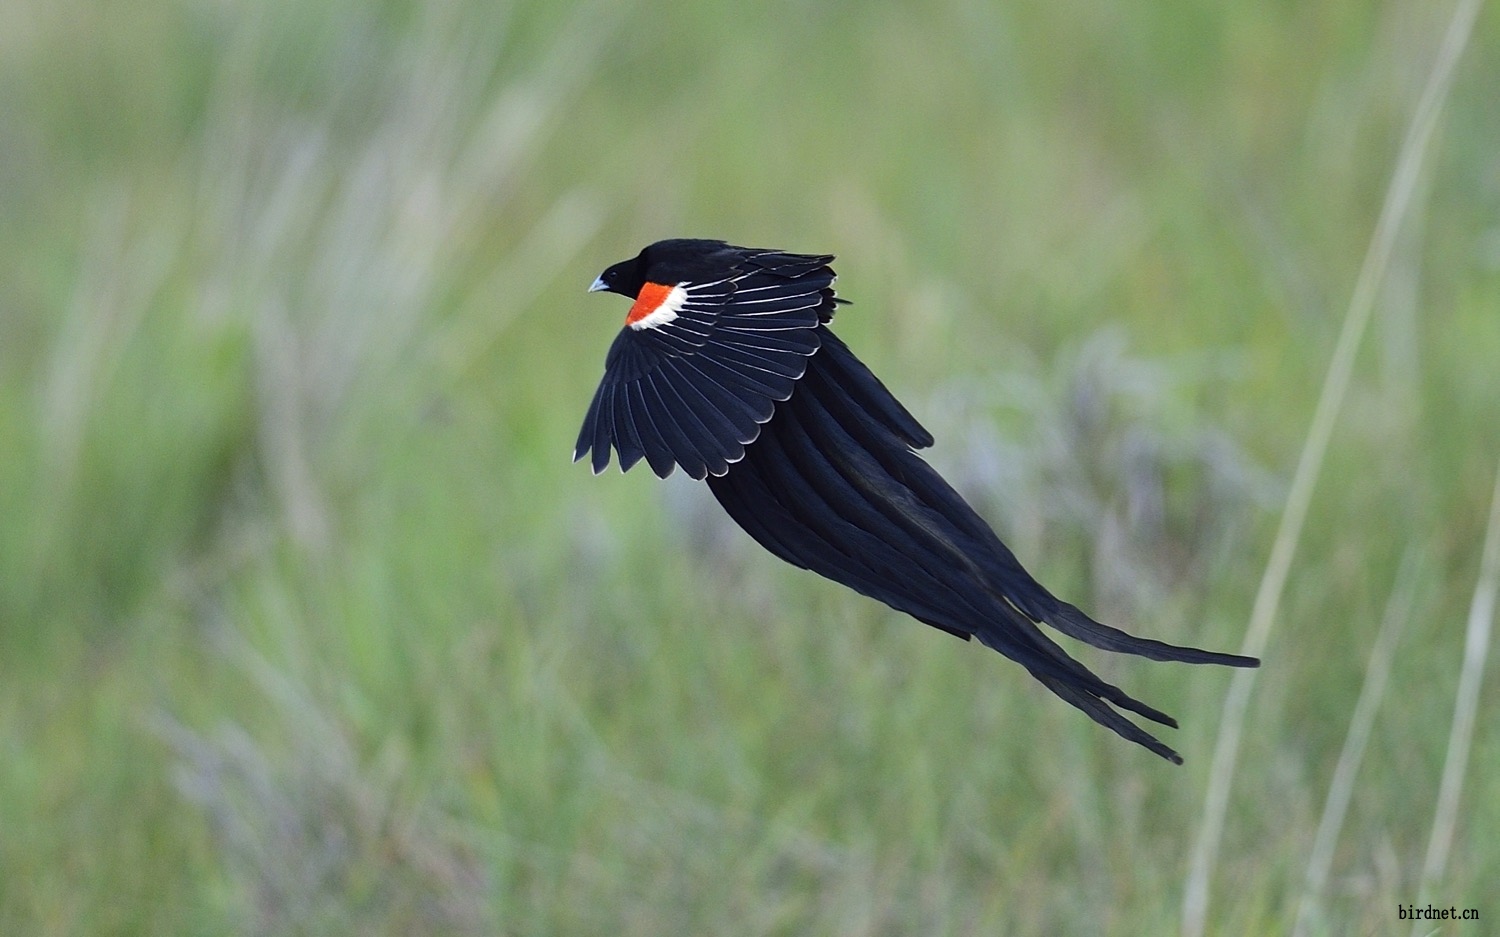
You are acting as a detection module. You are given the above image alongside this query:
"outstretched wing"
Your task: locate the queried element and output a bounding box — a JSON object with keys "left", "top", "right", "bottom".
{"left": 575, "top": 252, "right": 843, "bottom": 479}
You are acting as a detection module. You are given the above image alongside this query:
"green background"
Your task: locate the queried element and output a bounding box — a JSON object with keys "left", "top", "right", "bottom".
{"left": 2, "top": 0, "right": 1497, "bottom": 933}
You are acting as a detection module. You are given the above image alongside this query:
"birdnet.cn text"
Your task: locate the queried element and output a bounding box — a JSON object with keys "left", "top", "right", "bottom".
{"left": 1397, "top": 904, "right": 1478, "bottom": 923}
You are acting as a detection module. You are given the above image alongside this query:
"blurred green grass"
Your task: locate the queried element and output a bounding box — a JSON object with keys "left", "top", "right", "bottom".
{"left": 2, "top": 0, "right": 1498, "bottom": 934}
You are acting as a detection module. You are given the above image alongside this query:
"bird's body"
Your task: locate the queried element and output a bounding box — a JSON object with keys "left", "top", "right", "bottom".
{"left": 577, "top": 239, "right": 1257, "bottom": 763}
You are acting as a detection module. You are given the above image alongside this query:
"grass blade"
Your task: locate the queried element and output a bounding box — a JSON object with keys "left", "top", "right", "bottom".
{"left": 1409, "top": 459, "right": 1500, "bottom": 935}
{"left": 1291, "top": 548, "right": 1421, "bottom": 937}
{"left": 1180, "top": 1, "right": 1485, "bottom": 933}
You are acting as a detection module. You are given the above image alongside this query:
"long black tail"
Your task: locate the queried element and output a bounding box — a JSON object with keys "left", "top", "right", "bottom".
{"left": 706, "top": 327, "right": 1257, "bottom": 763}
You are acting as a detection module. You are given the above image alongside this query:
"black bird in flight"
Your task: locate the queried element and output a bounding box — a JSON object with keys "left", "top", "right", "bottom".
{"left": 576, "top": 239, "right": 1258, "bottom": 763}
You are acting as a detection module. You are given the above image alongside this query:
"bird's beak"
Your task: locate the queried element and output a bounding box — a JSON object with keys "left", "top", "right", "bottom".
{"left": 588, "top": 277, "right": 609, "bottom": 293}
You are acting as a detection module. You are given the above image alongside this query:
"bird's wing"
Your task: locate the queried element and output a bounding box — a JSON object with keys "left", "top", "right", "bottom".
{"left": 574, "top": 253, "right": 854, "bottom": 479}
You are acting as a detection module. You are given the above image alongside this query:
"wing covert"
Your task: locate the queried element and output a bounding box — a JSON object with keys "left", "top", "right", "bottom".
{"left": 575, "top": 258, "right": 839, "bottom": 479}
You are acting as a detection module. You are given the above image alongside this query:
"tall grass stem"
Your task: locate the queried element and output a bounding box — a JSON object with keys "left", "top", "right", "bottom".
{"left": 1181, "top": 0, "right": 1484, "bottom": 932}
{"left": 1291, "top": 548, "right": 1421, "bottom": 937}
{"left": 1409, "top": 459, "right": 1500, "bottom": 936}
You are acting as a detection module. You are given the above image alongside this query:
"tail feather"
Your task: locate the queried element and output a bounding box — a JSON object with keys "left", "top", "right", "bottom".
{"left": 974, "top": 599, "right": 1180, "bottom": 728}
{"left": 1049, "top": 603, "right": 1260, "bottom": 668}
{"left": 706, "top": 326, "right": 1259, "bottom": 762}
{"left": 810, "top": 334, "right": 1260, "bottom": 673}
{"left": 1034, "top": 673, "right": 1185, "bottom": 765}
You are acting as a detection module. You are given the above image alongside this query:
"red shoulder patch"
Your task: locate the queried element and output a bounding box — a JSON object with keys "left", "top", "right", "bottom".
{"left": 626, "top": 281, "right": 676, "bottom": 327}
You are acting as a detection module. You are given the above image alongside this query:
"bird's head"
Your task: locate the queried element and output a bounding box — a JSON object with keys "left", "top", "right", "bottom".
{"left": 588, "top": 253, "right": 646, "bottom": 299}
{"left": 589, "top": 239, "right": 736, "bottom": 299}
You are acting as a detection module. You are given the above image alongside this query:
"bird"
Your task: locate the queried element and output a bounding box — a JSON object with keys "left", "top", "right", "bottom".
{"left": 575, "top": 238, "right": 1258, "bottom": 763}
